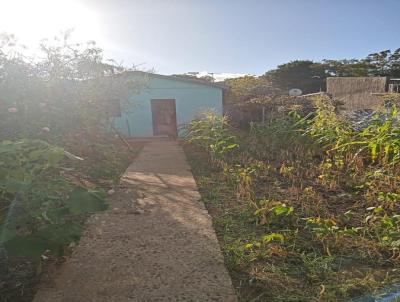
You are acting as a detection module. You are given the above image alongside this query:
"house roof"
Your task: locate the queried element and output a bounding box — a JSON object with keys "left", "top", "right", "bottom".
{"left": 122, "top": 70, "right": 228, "bottom": 90}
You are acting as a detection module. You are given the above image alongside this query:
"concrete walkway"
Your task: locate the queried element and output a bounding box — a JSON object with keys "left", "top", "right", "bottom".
{"left": 34, "top": 141, "right": 237, "bottom": 302}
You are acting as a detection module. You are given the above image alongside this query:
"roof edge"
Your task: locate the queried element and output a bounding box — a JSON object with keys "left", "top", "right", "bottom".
{"left": 120, "top": 70, "right": 228, "bottom": 90}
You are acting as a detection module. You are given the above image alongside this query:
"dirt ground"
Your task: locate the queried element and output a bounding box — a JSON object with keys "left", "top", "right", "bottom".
{"left": 33, "top": 140, "right": 237, "bottom": 302}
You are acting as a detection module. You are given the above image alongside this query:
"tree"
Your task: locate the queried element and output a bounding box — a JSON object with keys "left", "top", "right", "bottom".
{"left": 172, "top": 73, "right": 215, "bottom": 82}
{"left": 224, "top": 75, "right": 279, "bottom": 102}
{"left": 260, "top": 49, "right": 400, "bottom": 95}
{"left": 364, "top": 49, "right": 400, "bottom": 77}
{"left": 261, "top": 60, "right": 326, "bottom": 94}
{"left": 322, "top": 49, "right": 400, "bottom": 78}
{"left": 321, "top": 59, "right": 371, "bottom": 77}
{"left": 0, "top": 31, "right": 138, "bottom": 141}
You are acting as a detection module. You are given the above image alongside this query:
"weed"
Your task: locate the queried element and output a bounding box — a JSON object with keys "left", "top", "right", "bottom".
{"left": 184, "top": 101, "right": 400, "bottom": 301}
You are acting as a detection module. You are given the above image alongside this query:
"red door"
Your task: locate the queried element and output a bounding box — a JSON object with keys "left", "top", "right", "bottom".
{"left": 151, "top": 99, "right": 177, "bottom": 137}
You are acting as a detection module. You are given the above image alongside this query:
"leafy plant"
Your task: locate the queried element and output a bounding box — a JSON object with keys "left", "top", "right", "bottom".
{"left": 184, "top": 110, "right": 239, "bottom": 163}
{"left": 0, "top": 32, "right": 140, "bottom": 302}
{"left": 254, "top": 200, "right": 294, "bottom": 226}
{"left": 0, "top": 140, "right": 109, "bottom": 261}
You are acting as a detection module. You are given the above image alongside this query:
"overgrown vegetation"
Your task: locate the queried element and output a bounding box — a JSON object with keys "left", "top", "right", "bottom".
{"left": 184, "top": 99, "right": 400, "bottom": 301}
{"left": 222, "top": 48, "right": 400, "bottom": 126}
{"left": 0, "top": 32, "right": 141, "bottom": 301}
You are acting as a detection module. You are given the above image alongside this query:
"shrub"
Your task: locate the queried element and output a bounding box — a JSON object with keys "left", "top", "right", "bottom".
{"left": 0, "top": 140, "right": 108, "bottom": 261}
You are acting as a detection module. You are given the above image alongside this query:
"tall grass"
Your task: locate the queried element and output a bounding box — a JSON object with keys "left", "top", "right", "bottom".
{"left": 184, "top": 98, "right": 400, "bottom": 301}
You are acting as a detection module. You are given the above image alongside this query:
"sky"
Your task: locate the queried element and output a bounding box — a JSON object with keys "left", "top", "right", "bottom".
{"left": 1, "top": 0, "right": 400, "bottom": 76}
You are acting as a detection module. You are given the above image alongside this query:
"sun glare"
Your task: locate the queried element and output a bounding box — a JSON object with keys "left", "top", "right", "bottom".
{"left": 0, "top": 0, "right": 101, "bottom": 48}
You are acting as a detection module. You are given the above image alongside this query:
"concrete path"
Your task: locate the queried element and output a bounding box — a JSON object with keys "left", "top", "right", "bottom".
{"left": 34, "top": 141, "right": 237, "bottom": 302}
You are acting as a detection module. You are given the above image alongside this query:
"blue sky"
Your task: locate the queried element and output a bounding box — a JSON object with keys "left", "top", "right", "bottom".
{"left": 2, "top": 0, "right": 400, "bottom": 75}
{"left": 95, "top": 0, "right": 400, "bottom": 75}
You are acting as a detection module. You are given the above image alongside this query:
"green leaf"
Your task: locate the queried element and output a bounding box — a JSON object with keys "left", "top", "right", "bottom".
{"left": 3, "top": 235, "right": 58, "bottom": 261}
{"left": 273, "top": 204, "right": 294, "bottom": 216}
{"left": 36, "top": 222, "right": 83, "bottom": 246}
{"left": 0, "top": 179, "right": 30, "bottom": 193}
{"left": 263, "top": 233, "right": 284, "bottom": 243}
{"left": 274, "top": 204, "right": 288, "bottom": 215}
{"left": 226, "top": 144, "right": 238, "bottom": 150}
{"left": 245, "top": 243, "right": 254, "bottom": 249}
{"left": 65, "top": 187, "right": 108, "bottom": 214}
{"left": 2, "top": 222, "right": 84, "bottom": 261}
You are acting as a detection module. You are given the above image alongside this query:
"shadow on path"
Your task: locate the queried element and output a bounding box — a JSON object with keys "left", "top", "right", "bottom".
{"left": 34, "top": 141, "right": 237, "bottom": 302}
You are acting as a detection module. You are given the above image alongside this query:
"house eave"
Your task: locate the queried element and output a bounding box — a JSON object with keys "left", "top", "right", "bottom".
{"left": 119, "top": 70, "right": 229, "bottom": 90}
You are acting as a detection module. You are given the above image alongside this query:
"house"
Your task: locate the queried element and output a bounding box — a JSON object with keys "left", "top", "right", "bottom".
{"left": 111, "top": 71, "right": 226, "bottom": 137}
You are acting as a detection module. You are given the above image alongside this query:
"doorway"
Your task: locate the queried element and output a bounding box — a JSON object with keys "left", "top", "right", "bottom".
{"left": 151, "top": 99, "right": 177, "bottom": 137}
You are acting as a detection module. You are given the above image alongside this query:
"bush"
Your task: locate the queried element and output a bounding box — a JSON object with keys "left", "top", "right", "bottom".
{"left": 0, "top": 140, "right": 108, "bottom": 261}
{"left": 0, "top": 32, "right": 140, "bottom": 301}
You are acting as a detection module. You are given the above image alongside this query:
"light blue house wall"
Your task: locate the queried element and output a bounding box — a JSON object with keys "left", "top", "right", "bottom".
{"left": 113, "top": 73, "right": 224, "bottom": 137}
